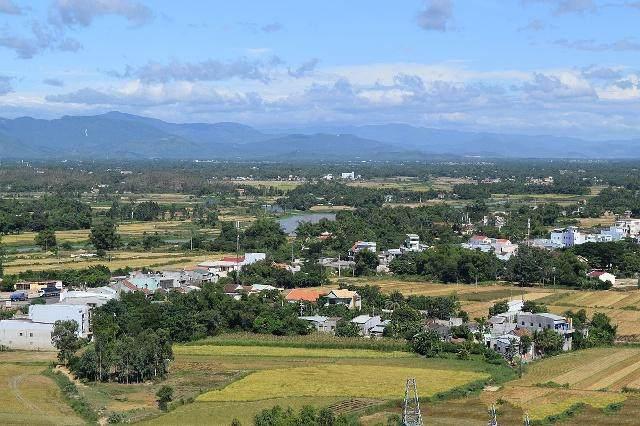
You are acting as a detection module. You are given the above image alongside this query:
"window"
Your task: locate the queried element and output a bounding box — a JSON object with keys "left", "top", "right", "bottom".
{"left": 19, "top": 332, "right": 23, "bottom": 336}
{"left": 521, "top": 321, "right": 525, "bottom": 325}
{"left": 29, "top": 333, "right": 33, "bottom": 337}
{"left": 530, "top": 322, "right": 533, "bottom": 326}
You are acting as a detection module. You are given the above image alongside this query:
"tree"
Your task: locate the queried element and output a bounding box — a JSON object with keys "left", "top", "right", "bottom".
{"left": 0, "top": 237, "right": 4, "bottom": 277}
{"left": 156, "top": 385, "right": 173, "bottom": 411}
{"left": 354, "top": 250, "right": 378, "bottom": 276}
{"left": 489, "top": 300, "right": 508, "bottom": 317}
{"left": 335, "top": 320, "right": 360, "bottom": 337}
{"left": 533, "top": 328, "right": 563, "bottom": 356}
{"left": 90, "top": 220, "right": 120, "bottom": 255}
{"left": 35, "top": 228, "right": 57, "bottom": 252}
{"left": 522, "top": 300, "right": 547, "bottom": 313}
{"left": 51, "top": 320, "right": 81, "bottom": 365}
{"left": 411, "top": 329, "right": 442, "bottom": 357}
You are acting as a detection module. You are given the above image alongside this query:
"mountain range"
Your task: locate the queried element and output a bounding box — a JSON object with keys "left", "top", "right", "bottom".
{"left": 0, "top": 111, "right": 638, "bottom": 160}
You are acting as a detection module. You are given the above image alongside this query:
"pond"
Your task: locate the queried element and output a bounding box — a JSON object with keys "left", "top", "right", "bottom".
{"left": 277, "top": 213, "right": 336, "bottom": 235}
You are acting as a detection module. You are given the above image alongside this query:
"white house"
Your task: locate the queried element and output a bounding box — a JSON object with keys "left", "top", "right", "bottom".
{"left": 341, "top": 172, "right": 355, "bottom": 180}
{"left": 516, "top": 312, "right": 573, "bottom": 351}
{"left": 59, "top": 286, "right": 117, "bottom": 308}
{"left": 29, "top": 304, "right": 92, "bottom": 339}
{"left": 350, "top": 315, "right": 382, "bottom": 336}
{"left": 0, "top": 320, "right": 55, "bottom": 350}
{"left": 587, "top": 270, "right": 616, "bottom": 286}
{"left": 550, "top": 227, "right": 585, "bottom": 248}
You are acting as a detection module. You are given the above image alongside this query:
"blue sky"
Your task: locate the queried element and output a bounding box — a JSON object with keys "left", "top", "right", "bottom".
{"left": 1, "top": 0, "right": 640, "bottom": 139}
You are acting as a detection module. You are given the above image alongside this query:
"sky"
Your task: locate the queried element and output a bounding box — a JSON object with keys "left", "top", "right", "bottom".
{"left": 1, "top": 0, "right": 640, "bottom": 140}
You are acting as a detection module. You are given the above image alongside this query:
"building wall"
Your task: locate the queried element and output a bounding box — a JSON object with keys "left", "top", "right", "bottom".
{"left": 0, "top": 320, "right": 55, "bottom": 350}
{"left": 29, "top": 304, "right": 91, "bottom": 338}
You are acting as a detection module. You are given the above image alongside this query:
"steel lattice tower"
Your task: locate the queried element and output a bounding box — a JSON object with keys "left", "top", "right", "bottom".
{"left": 402, "top": 378, "right": 423, "bottom": 426}
{"left": 488, "top": 405, "right": 498, "bottom": 426}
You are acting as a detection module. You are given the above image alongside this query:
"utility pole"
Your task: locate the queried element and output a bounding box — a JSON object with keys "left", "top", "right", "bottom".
{"left": 402, "top": 378, "right": 423, "bottom": 426}
{"left": 523, "top": 413, "right": 531, "bottom": 426}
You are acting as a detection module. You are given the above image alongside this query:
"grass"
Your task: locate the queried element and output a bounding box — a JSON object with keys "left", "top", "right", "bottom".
{"left": 174, "top": 344, "right": 414, "bottom": 359}
{"left": 184, "top": 332, "right": 410, "bottom": 352}
{"left": 0, "top": 355, "right": 83, "bottom": 425}
{"left": 196, "top": 364, "right": 489, "bottom": 402}
{"left": 143, "top": 396, "right": 344, "bottom": 425}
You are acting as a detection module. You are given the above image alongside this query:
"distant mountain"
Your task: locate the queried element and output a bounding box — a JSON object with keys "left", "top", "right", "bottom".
{"left": 0, "top": 112, "right": 639, "bottom": 160}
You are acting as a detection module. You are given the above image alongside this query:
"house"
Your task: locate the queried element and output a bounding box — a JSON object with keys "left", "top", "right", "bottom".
{"left": 516, "top": 312, "right": 573, "bottom": 351}
{"left": 350, "top": 315, "right": 382, "bottom": 336}
{"left": 349, "top": 241, "right": 377, "bottom": 259}
{"left": 587, "top": 270, "right": 616, "bottom": 286}
{"left": 59, "top": 286, "right": 117, "bottom": 308}
{"left": 369, "top": 319, "right": 391, "bottom": 338}
{"left": 341, "top": 172, "right": 355, "bottom": 180}
{"left": 326, "top": 289, "right": 361, "bottom": 310}
{"left": 550, "top": 227, "right": 586, "bottom": 248}
{"left": 298, "top": 315, "right": 339, "bottom": 333}
{"left": 28, "top": 304, "right": 92, "bottom": 339}
{"left": 14, "top": 280, "right": 62, "bottom": 294}
{"left": 463, "top": 235, "right": 518, "bottom": 260}
{"left": 285, "top": 288, "right": 329, "bottom": 304}
{"left": 198, "top": 253, "right": 266, "bottom": 278}
{"left": 0, "top": 320, "right": 55, "bottom": 350}
{"left": 403, "top": 234, "right": 428, "bottom": 252}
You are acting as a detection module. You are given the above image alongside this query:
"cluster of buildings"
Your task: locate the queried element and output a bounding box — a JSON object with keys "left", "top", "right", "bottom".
{"left": 532, "top": 218, "right": 640, "bottom": 250}
{"left": 462, "top": 235, "right": 519, "bottom": 260}
{"left": 485, "top": 300, "right": 574, "bottom": 359}
{"left": 0, "top": 286, "right": 117, "bottom": 350}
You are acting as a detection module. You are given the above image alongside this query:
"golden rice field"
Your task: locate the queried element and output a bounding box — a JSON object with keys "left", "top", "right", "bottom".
{"left": 174, "top": 345, "right": 415, "bottom": 359}
{"left": 197, "top": 364, "right": 488, "bottom": 403}
{"left": 1, "top": 220, "right": 214, "bottom": 246}
{"left": 486, "top": 348, "right": 640, "bottom": 420}
{"left": 0, "top": 354, "right": 82, "bottom": 425}
{"left": 228, "top": 179, "right": 303, "bottom": 191}
{"left": 3, "top": 251, "right": 222, "bottom": 274}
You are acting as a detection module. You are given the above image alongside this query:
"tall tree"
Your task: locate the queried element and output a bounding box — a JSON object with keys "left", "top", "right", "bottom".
{"left": 51, "top": 320, "right": 81, "bottom": 365}
{"left": 35, "top": 228, "right": 57, "bottom": 252}
{"left": 89, "top": 220, "right": 120, "bottom": 255}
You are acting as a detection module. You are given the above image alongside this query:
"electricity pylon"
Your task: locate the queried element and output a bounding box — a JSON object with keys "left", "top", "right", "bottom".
{"left": 402, "top": 378, "right": 423, "bottom": 426}
{"left": 488, "top": 404, "right": 498, "bottom": 426}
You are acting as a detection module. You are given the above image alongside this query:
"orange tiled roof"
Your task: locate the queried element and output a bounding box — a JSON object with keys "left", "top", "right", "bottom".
{"left": 285, "top": 288, "right": 329, "bottom": 302}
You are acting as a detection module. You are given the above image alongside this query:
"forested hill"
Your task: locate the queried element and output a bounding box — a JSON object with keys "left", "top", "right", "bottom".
{"left": 1, "top": 112, "right": 639, "bottom": 160}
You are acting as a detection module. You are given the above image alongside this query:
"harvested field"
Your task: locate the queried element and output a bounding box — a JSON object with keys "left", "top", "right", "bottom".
{"left": 489, "top": 348, "right": 640, "bottom": 420}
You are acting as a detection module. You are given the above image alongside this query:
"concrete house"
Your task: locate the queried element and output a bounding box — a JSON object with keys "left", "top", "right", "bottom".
{"left": 350, "top": 315, "right": 382, "bottom": 336}
{"left": 517, "top": 312, "right": 574, "bottom": 351}
{"left": 29, "top": 304, "right": 92, "bottom": 339}
{"left": 0, "top": 320, "right": 55, "bottom": 350}
{"left": 326, "top": 289, "right": 362, "bottom": 310}
{"left": 298, "top": 315, "right": 339, "bottom": 333}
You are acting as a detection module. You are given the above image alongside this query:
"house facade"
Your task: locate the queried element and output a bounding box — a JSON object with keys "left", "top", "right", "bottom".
{"left": 326, "top": 290, "right": 362, "bottom": 310}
